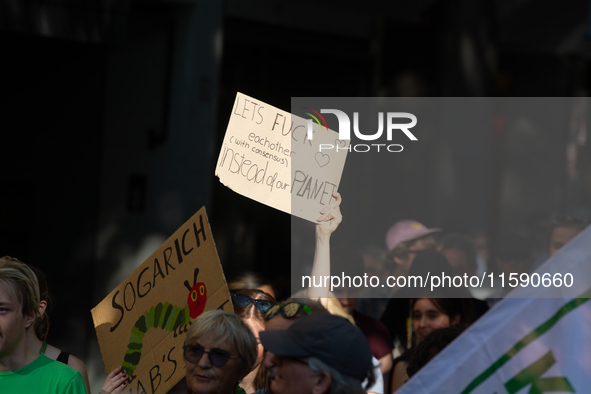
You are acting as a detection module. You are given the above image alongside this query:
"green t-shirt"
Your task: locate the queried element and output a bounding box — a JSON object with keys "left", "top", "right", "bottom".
{"left": 0, "top": 354, "right": 87, "bottom": 394}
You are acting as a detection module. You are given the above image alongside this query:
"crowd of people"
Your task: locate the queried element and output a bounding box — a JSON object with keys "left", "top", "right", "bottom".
{"left": 0, "top": 191, "right": 587, "bottom": 394}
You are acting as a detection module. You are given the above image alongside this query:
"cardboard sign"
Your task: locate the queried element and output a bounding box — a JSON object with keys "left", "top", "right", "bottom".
{"left": 91, "top": 207, "right": 231, "bottom": 394}
{"left": 215, "top": 92, "right": 348, "bottom": 222}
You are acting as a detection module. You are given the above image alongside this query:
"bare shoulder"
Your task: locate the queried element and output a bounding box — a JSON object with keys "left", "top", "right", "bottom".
{"left": 67, "top": 354, "right": 89, "bottom": 376}
{"left": 68, "top": 355, "right": 92, "bottom": 394}
{"left": 43, "top": 343, "right": 62, "bottom": 360}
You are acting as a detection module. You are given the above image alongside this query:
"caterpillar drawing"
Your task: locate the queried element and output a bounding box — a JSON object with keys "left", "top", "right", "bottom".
{"left": 121, "top": 268, "right": 207, "bottom": 378}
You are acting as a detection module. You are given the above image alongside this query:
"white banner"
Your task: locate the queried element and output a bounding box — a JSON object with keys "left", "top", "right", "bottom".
{"left": 397, "top": 226, "right": 591, "bottom": 394}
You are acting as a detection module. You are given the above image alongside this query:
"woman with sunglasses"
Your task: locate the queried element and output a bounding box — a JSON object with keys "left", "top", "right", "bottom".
{"left": 232, "top": 289, "right": 277, "bottom": 393}
{"left": 184, "top": 309, "right": 258, "bottom": 394}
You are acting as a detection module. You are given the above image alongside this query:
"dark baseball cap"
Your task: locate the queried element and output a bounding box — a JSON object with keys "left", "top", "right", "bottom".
{"left": 260, "top": 313, "right": 372, "bottom": 381}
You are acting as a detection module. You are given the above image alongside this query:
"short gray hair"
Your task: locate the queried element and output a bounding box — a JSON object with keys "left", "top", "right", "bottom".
{"left": 307, "top": 357, "right": 373, "bottom": 394}
{"left": 186, "top": 310, "right": 257, "bottom": 375}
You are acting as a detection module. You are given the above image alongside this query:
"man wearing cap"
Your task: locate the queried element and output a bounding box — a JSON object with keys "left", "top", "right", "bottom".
{"left": 260, "top": 313, "right": 374, "bottom": 394}
{"left": 384, "top": 220, "right": 440, "bottom": 276}
{"left": 358, "top": 220, "right": 440, "bottom": 313}
{"left": 356, "top": 220, "right": 440, "bottom": 346}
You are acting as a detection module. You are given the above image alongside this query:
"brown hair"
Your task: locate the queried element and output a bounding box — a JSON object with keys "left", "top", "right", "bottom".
{"left": 406, "top": 324, "right": 466, "bottom": 378}
{"left": 29, "top": 265, "right": 51, "bottom": 341}
{"left": 412, "top": 298, "right": 475, "bottom": 329}
{"left": 232, "top": 288, "right": 276, "bottom": 323}
{"left": 232, "top": 289, "right": 276, "bottom": 391}
{"left": 228, "top": 272, "right": 274, "bottom": 294}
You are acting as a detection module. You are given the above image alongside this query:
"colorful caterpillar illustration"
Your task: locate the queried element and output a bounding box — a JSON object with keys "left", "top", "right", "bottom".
{"left": 121, "top": 268, "right": 207, "bottom": 378}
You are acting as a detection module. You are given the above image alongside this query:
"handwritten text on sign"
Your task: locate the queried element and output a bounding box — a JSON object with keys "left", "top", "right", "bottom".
{"left": 91, "top": 207, "right": 231, "bottom": 394}
{"left": 215, "top": 92, "right": 348, "bottom": 222}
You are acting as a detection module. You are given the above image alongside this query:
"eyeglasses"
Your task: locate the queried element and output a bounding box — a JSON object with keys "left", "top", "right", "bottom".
{"left": 183, "top": 344, "right": 238, "bottom": 367}
{"left": 552, "top": 214, "right": 588, "bottom": 228}
{"left": 264, "top": 302, "right": 312, "bottom": 321}
{"left": 232, "top": 292, "right": 276, "bottom": 312}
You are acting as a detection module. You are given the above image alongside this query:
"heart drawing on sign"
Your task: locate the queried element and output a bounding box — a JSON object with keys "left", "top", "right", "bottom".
{"left": 335, "top": 139, "right": 348, "bottom": 148}
{"left": 315, "top": 152, "right": 330, "bottom": 167}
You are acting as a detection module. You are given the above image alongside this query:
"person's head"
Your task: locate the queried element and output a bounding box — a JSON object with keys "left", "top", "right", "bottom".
{"left": 406, "top": 325, "right": 465, "bottom": 378}
{"left": 263, "top": 299, "right": 326, "bottom": 331}
{"left": 404, "top": 250, "right": 473, "bottom": 298}
{"left": 548, "top": 215, "right": 588, "bottom": 257}
{"left": 385, "top": 220, "right": 440, "bottom": 272}
{"left": 228, "top": 271, "right": 276, "bottom": 299}
{"left": 495, "top": 236, "right": 534, "bottom": 276}
{"left": 2, "top": 257, "right": 52, "bottom": 341}
{"left": 184, "top": 310, "right": 257, "bottom": 394}
{"left": 0, "top": 257, "right": 40, "bottom": 360}
{"left": 440, "top": 233, "right": 478, "bottom": 277}
{"left": 359, "top": 245, "right": 387, "bottom": 280}
{"left": 407, "top": 250, "right": 452, "bottom": 278}
{"left": 412, "top": 298, "right": 470, "bottom": 343}
{"left": 260, "top": 313, "right": 373, "bottom": 394}
{"left": 231, "top": 289, "right": 276, "bottom": 369}
{"left": 335, "top": 296, "right": 358, "bottom": 316}
{"left": 262, "top": 300, "right": 327, "bottom": 393}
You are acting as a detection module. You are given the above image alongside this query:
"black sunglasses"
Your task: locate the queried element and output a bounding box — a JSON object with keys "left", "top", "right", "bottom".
{"left": 183, "top": 344, "right": 238, "bottom": 367}
{"left": 264, "top": 302, "right": 312, "bottom": 321}
{"left": 232, "top": 292, "right": 275, "bottom": 312}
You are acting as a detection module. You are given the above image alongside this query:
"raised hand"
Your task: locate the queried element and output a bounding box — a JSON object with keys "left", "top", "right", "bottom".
{"left": 98, "top": 366, "right": 128, "bottom": 394}
{"left": 316, "top": 191, "right": 342, "bottom": 238}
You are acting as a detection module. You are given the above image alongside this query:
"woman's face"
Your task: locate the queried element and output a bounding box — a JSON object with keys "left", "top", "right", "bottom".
{"left": 412, "top": 298, "right": 457, "bottom": 342}
{"left": 244, "top": 318, "right": 265, "bottom": 368}
{"left": 185, "top": 331, "right": 246, "bottom": 394}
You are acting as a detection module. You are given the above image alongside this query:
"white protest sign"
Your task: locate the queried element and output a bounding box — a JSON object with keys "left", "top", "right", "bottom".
{"left": 397, "top": 226, "right": 591, "bottom": 394}
{"left": 215, "top": 92, "right": 348, "bottom": 222}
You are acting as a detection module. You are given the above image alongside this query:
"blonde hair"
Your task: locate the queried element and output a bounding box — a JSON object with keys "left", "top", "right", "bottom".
{"left": 320, "top": 297, "right": 356, "bottom": 325}
{"left": 0, "top": 257, "right": 40, "bottom": 317}
{"left": 186, "top": 310, "right": 257, "bottom": 375}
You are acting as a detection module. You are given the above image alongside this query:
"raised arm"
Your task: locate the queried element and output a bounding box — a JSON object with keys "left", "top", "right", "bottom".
{"left": 308, "top": 191, "right": 342, "bottom": 298}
